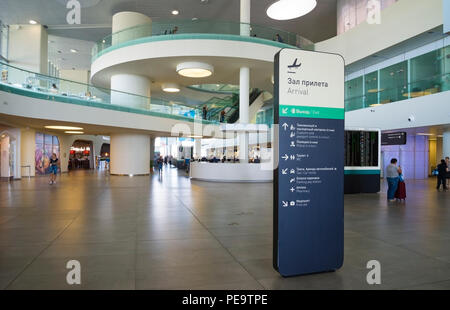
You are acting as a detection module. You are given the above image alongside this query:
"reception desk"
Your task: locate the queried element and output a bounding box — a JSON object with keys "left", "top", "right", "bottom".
{"left": 190, "top": 162, "right": 273, "bottom": 183}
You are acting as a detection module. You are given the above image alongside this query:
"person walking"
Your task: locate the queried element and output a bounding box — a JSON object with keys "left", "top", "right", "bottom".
{"left": 49, "top": 153, "right": 59, "bottom": 185}
{"left": 157, "top": 155, "right": 163, "bottom": 175}
{"left": 386, "top": 158, "right": 402, "bottom": 202}
{"left": 202, "top": 106, "right": 208, "bottom": 120}
{"left": 220, "top": 109, "right": 226, "bottom": 123}
{"left": 446, "top": 157, "right": 450, "bottom": 188}
{"left": 437, "top": 159, "right": 448, "bottom": 191}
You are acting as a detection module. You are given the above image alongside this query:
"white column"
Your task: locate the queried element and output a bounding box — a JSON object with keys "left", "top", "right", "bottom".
{"left": 0, "top": 135, "right": 10, "bottom": 178}
{"left": 195, "top": 139, "right": 202, "bottom": 159}
{"left": 110, "top": 11, "right": 152, "bottom": 111}
{"left": 443, "top": 131, "right": 450, "bottom": 159}
{"left": 110, "top": 133, "right": 151, "bottom": 175}
{"left": 110, "top": 74, "right": 151, "bottom": 110}
{"left": 112, "top": 11, "right": 152, "bottom": 45}
{"left": 239, "top": 67, "right": 250, "bottom": 163}
{"left": 240, "top": 0, "right": 251, "bottom": 36}
{"left": 20, "top": 128, "right": 36, "bottom": 177}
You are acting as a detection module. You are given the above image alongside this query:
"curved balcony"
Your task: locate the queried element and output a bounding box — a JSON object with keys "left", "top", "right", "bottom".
{"left": 0, "top": 62, "right": 218, "bottom": 124}
{"left": 92, "top": 19, "right": 313, "bottom": 61}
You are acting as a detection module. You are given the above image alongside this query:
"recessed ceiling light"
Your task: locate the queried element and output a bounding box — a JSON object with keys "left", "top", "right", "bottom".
{"left": 267, "top": 0, "right": 317, "bottom": 20}
{"left": 70, "top": 49, "right": 78, "bottom": 53}
{"left": 29, "top": 20, "right": 38, "bottom": 25}
{"left": 177, "top": 62, "right": 214, "bottom": 78}
{"left": 45, "top": 126, "right": 84, "bottom": 130}
{"left": 171, "top": 10, "right": 179, "bottom": 15}
{"left": 162, "top": 83, "right": 181, "bottom": 93}
{"left": 192, "top": 17, "right": 198, "bottom": 21}
{"left": 65, "top": 131, "right": 84, "bottom": 134}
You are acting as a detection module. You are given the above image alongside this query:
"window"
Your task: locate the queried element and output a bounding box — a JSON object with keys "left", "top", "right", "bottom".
{"left": 379, "top": 61, "right": 408, "bottom": 104}
{"left": 345, "top": 76, "right": 364, "bottom": 111}
{"left": 364, "top": 71, "right": 378, "bottom": 107}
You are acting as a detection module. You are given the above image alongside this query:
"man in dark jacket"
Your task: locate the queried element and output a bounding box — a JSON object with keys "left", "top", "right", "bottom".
{"left": 437, "top": 159, "right": 448, "bottom": 191}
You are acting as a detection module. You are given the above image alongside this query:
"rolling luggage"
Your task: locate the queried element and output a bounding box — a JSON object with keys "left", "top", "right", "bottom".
{"left": 395, "top": 181, "right": 406, "bottom": 201}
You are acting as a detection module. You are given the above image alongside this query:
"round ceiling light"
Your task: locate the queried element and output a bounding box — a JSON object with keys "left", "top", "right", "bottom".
{"left": 162, "top": 83, "right": 181, "bottom": 93}
{"left": 171, "top": 10, "right": 179, "bottom": 15}
{"left": 29, "top": 20, "right": 38, "bottom": 25}
{"left": 267, "top": 0, "right": 317, "bottom": 20}
{"left": 176, "top": 62, "right": 214, "bottom": 78}
{"left": 45, "top": 126, "right": 84, "bottom": 130}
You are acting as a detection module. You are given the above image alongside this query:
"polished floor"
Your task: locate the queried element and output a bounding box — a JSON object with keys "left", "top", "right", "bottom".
{"left": 0, "top": 167, "right": 449, "bottom": 290}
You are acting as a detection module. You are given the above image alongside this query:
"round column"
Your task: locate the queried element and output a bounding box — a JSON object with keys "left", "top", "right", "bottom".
{"left": 240, "top": 0, "right": 251, "bottom": 36}
{"left": 194, "top": 139, "right": 202, "bottom": 159}
{"left": 110, "top": 133, "right": 150, "bottom": 176}
{"left": 110, "top": 74, "right": 150, "bottom": 110}
{"left": 112, "top": 11, "right": 152, "bottom": 45}
{"left": 239, "top": 67, "right": 250, "bottom": 163}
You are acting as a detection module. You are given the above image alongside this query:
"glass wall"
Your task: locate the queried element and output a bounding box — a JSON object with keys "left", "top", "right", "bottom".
{"left": 345, "top": 44, "right": 450, "bottom": 112}
{"left": 364, "top": 71, "right": 378, "bottom": 108}
{"left": 345, "top": 76, "right": 363, "bottom": 111}
{"left": 379, "top": 61, "right": 408, "bottom": 104}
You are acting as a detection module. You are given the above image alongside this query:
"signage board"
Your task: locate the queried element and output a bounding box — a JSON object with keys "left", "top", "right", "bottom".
{"left": 381, "top": 132, "right": 407, "bottom": 146}
{"left": 273, "top": 49, "right": 345, "bottom": 277}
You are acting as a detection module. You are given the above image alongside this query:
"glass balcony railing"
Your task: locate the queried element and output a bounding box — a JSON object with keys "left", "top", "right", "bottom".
{"left": 345, "top": 73, "right": 450, "bottom": 112}
{"left": 92, "top": 19, "right": 313, "bottom": 60}
{"left": 0, "top": 62, "right": 216, "bottom": 123}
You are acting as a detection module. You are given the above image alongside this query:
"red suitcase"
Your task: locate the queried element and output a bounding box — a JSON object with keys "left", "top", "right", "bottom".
{"left": 395, "top": 181, "right": 406, "bottom": 200}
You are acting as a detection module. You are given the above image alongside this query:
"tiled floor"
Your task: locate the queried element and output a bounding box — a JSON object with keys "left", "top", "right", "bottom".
{"left": 0, "top": 168, "right": 449, "bottom": 290}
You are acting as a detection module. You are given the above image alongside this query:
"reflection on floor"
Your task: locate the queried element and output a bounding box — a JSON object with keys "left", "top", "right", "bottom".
{"left": 0, "top": 167, "right": 449, "bottom": 290}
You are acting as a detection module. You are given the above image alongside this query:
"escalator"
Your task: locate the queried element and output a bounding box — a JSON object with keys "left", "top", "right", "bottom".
{"left": 226, "top": 88, "right": 262, "bottom": 124}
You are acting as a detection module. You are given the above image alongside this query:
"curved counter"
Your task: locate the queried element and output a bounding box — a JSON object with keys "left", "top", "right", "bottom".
{"left": 190, "top": 162, "right": 273, "bottom": 183}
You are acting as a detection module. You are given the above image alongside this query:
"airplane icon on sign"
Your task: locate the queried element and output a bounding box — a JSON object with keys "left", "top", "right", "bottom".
{"left": 288, "top": 58, "right": 301, "bottom": 69}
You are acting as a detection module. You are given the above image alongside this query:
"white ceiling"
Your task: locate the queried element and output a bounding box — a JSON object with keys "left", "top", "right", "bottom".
{"left": 48, "top": 35, "right": 94, "bottom": 70}
{"left": 0, "top": 0, "right": 337, "bottom": 43}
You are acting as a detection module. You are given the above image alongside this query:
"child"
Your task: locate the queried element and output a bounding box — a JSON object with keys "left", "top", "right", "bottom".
{"left": 49, "top": 153, "right": 59, "bottom": 185}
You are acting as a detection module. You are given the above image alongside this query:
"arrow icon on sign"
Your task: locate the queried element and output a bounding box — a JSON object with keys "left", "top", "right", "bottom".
{"left": 282, "top": 201, "right": 288, "bottom": 207}
{"left": 282, "top": 108, "right": 288, "bottom": 114}
{"left": 282, "top": 169, "right": 288, "bottom": 175}
{"left": 282, "top": 123, "right": 288, "bottom": 131}
{"left": 282, "top": 154, "right": 289, "bottom": 161}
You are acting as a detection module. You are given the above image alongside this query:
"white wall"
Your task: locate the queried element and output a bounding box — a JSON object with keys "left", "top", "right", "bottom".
{"left": 8, "top": 25, "right": 48, "bottom": 74}
{"left": 345, "top": 91, "right": 450, "bottom": 131}
{"left": 445, "top": 0, "right": 450, "bottom": 34}
{"left": 59, "top": 70, "right": 90, "bottom": 95}
{"left": 316, "top": 0, "right": 443, "bottom": 65}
